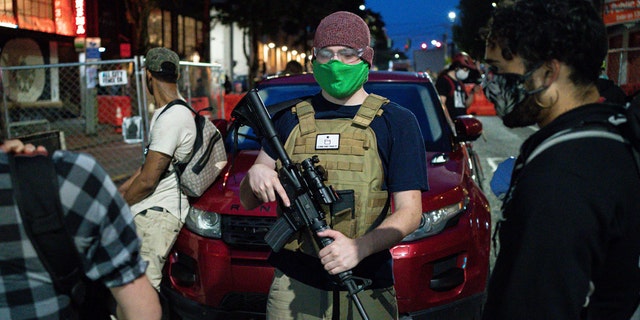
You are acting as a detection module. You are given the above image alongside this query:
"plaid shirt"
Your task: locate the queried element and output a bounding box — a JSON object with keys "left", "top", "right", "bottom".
{"left": 0, "top": 151, "right": 146, "bottom": 319}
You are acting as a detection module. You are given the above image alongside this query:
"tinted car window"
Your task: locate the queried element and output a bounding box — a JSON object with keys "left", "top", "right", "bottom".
{"left": 364, "top": 82, "right": 449, "bottom": 152}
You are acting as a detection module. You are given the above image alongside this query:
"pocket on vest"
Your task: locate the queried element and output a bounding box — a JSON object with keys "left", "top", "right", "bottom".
{"left": 330, "top": 189, "right": 357, "bottom": 237}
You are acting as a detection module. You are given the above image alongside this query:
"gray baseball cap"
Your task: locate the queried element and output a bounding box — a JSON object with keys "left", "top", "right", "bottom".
{"left": 145, "top": 47, "right": 180, "bottom": 76}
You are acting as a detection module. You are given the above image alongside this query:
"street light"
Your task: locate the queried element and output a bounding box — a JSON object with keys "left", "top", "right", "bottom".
{"left": 445, "top": 11, "right": 457, "bottom": 60}
{"left": 267, "top": 43, "right": 276, "bottom": 74}
{"left": 448, "top": 11, "right": 456, "bottom": 22}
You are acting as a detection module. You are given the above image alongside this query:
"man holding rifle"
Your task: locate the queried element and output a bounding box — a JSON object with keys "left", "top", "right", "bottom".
{"left": 239, "top": 11, "right": 428, "bottom": 320}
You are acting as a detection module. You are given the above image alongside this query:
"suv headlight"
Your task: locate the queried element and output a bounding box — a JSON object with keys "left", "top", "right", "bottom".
{"left": 401, "top": 199, "right": 467, "bottom": 242}
{"left": 184, "top": 207, "right": 222, "bottom": 239}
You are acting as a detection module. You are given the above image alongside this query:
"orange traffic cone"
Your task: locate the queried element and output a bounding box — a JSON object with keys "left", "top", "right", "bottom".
{"left": 115, "top": 106, "right": 123, "bottom": 133}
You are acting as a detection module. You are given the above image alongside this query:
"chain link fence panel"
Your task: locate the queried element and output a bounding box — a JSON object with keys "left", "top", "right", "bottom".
{"left": 1, "top": 58, "right": 224, "bottom": 185}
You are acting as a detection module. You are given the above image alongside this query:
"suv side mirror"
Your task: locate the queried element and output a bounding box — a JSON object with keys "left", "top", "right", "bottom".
{"left": 454, "top": 115, "right": 483, "bottom": 142}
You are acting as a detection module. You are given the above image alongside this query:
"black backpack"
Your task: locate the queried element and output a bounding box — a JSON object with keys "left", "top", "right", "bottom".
{"left": 524, "top": 103, "right": 640, "bottom": 174}
{"left": 8, "top": 154, "right": 112, "bottom": 319}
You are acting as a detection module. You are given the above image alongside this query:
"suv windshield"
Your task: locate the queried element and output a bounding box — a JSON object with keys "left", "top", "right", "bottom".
{"left": 256, "top": 82, "right": 451, "bottom": 152}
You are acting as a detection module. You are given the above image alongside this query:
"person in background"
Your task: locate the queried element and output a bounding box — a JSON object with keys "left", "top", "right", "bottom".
{"left": 239, "top": 11, "right": 427, "bottom": 320}
{"left": 224, "top": 74, "right": 233, "bottom": 94}
{"left": 436, "top": 52, "right": 481, "bottom": 118}
{"left": 0, "top": 139, "right": 161, "bottom": 320}
{"left": 282, "top": 60, "right": 304, "bottom": 75}
{"left": 481, "top": 1, "right": 640, "bottom": 319}
{"left": 118, "top": 47, "right": 196, "bottom": 292}
{"left": 596, "top": 61, "right": 627, "bottom": 104}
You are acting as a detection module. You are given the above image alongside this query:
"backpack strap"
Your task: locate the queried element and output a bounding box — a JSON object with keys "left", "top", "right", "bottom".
{"left": 352, "top": 94, "right": 388, "bottom": 128}
{"left": 526, "top": 128, "right": 625, "bottom": 165}
{"left": 158, "top": 99, "right": 196, "bottom": 117}
{"left": 156, "top": 99, "right": 196, "bottom": 174}
{"left": 8, "top": 154, "right": 84, "bottom": 298}
{"left": 526, "top": 125, "right": 640, "bottom": 177}
{"left": 442, "top": 74, "right": 457, "bottom": 97}
{"left": 147, "top": 99, "right": 194, "bottom": 158}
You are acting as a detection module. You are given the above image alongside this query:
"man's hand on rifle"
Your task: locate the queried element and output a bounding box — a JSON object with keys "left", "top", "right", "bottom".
{"left": 318, "top": 229, "right": 368, "bottom": 275}
{"left": 240, "top": 151, "right": 291, "bottom": 209}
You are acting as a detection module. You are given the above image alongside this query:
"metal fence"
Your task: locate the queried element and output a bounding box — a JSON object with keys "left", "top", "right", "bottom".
{"left": 0, "top": 57, "right": 224, "bottom": 184}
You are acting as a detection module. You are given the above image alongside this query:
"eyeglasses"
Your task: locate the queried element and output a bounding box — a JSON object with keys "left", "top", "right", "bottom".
{"left": 314, "top": 47, "right": 364, "bottom": 64}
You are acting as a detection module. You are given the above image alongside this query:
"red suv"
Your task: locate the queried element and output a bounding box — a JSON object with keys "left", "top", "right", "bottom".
{"left": 162, "top": 71, "right": 491, "bottom": 320}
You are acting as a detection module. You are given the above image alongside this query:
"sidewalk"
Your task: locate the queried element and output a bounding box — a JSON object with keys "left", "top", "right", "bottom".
{"left": 62, "top": 123, "right": 144, "bottom": 185}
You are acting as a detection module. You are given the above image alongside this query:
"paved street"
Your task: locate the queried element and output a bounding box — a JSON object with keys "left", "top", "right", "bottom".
{"left": 472, "top": 116, "right": 536, "bottom": 269}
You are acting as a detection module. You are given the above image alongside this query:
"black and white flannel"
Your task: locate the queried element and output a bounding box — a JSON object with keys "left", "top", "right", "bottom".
{"left": 0, "top": 150, "right": 146, "bottom": 319}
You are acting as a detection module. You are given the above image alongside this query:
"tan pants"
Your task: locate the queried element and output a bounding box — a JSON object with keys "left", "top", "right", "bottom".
{"left": 134, "top": 207, "right": 183, "bottom": 290}
{"left": 267, "top": 269, "right": 398, "bottom": 320}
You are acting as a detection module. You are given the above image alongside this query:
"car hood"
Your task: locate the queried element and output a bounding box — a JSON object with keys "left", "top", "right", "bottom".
{"left": 191, "top": 149, "right": 467, "bottom": 216}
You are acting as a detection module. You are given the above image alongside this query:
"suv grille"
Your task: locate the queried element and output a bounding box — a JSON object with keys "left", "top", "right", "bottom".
{"left": 222, "top": 215, "right": 275, "bottom": 247}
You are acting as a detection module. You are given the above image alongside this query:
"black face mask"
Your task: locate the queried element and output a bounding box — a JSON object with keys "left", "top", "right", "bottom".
{"left": 482, "top": 64, "right": 547, "bottom": 127}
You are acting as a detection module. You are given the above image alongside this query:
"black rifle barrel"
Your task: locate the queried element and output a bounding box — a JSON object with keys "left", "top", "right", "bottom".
{"left": 245, "top": 89, "right": 293, "bottom": 168}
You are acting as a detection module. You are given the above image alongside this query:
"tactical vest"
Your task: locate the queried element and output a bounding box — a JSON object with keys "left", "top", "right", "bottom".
{"left": 281, "top": 94, "right": 391, "bottom": 253}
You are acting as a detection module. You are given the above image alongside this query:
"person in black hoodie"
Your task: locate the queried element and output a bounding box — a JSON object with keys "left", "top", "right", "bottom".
{"left": 481, "top": 1, "right": 640, "bottom": 319}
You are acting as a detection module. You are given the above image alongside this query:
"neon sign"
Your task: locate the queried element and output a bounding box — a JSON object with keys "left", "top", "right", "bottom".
{"left": 75, "top": 0, "right": 85, "bottom": 36}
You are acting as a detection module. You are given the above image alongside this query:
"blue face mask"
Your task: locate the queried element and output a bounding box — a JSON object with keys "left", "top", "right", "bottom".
{"left": 482, "top": 65, "right": 546, "bottom": 118}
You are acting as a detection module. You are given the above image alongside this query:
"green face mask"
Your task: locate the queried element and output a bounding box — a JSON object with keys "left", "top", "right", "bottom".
{"left": 313, "top": 60, "right": 369, "bottom": 99}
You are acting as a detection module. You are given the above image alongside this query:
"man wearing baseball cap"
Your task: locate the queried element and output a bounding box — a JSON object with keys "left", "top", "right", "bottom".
{"left": 239, "top": 11, "right": 428, "bottom": 319}
{"left": 119, "top": 47, "right": 196, "bottom": 293}
{"left": 436, "top": 52, "right": 481, "bottom": 118}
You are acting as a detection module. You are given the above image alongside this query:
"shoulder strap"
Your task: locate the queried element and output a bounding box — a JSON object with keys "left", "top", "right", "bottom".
{"left": 443, "top": 74, "right": 456, "bottom": 96}
{"left": 292, "top": 94, "right": 389, "bottom": 133}
{"left": 155, "top": 99, "right": 196, "bottom": 166}
{"left": 526, "top": 126, "right": 640, "bottom": 176}
{"left": 352, "top": 94, "right": 388, "bottom": 128}
{"left": 293, "top": 100, "right": 317, "bottom": 136}
{"left": 9, "top": 154, "right": 83, "bottom": 295}
{"left": 526, "top": 128, "right": 625, "bottom": 165}
{"left": 158, "top": 99, "right": 196, "bottom": 118}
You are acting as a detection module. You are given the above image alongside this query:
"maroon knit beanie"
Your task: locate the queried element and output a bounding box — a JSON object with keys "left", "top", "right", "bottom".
{"left": 313, "top": 11, "right": 374, "bottom": 65}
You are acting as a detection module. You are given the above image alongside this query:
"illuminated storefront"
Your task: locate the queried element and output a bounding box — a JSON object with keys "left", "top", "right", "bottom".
{"left": 0, "top": 0, "right": 210, "bottom": 64}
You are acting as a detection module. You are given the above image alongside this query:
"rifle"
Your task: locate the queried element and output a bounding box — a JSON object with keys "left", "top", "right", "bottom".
{"left": 232, "top": 89, "right": 371, "bottom": 320}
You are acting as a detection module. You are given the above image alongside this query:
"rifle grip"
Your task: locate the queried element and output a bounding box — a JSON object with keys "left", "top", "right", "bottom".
{"left": 265, "top": 216, "right": 296, "bottom": 252}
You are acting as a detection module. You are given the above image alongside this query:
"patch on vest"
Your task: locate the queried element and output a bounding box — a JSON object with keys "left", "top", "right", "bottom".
{"left": 316, "top": 134, "right": 340, "bottom": 150}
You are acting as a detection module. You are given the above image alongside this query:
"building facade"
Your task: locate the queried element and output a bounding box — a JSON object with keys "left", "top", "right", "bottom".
{"left": 602, "top": 0, "right": 640, "bottom": 95}
{"left": 0, "top": 0, "right": 210, "bottom": 109}
{"left": 0, "top": 0, "right": 210, "bottom": 64}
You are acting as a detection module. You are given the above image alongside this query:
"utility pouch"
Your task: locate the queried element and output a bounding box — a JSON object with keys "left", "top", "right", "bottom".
{"left": 330, "top": 189, "right": 356, "bottom": 237}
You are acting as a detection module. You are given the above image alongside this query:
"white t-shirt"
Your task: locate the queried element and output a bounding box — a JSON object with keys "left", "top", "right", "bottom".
{"left": 131, "top": 101, "right": 196, "bottom": 221}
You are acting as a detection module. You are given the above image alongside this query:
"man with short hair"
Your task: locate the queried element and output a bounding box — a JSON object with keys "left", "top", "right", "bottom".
{"left": 119, "top": 47, "right": 196, "bottom": 290}
{"left": 239, "top": 11, "right": 428, "bottom": 319}
{"left": 481, "top": 1, "right": 640, "bottom": 319}
{"left": 0, "top": 140, "right": 161, "bottom": 320}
